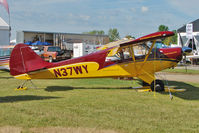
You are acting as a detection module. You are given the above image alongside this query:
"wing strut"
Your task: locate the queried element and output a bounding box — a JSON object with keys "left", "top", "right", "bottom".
{"left": 129, "top": 46, "right": 136, "bottom": 62}
{"left": 137, "top": 40, "right": 157, "bottom": 84}
{"left": 129, "top": 46, "right": 138, "bottom": 75}
{"left": 138, "top": 40, "right": 156, "bottom": 73}
{"left": 143, "top": 40, "right": 156, "bottom": 63}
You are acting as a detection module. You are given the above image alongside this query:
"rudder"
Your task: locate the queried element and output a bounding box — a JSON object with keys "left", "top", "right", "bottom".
{"left": 10, "top": 44, "right": 51, "bottom": 76}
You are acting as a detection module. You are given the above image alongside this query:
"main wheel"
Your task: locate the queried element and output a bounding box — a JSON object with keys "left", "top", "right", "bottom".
{"left": 150, "top": 80, "right": 165, "bottom": 92}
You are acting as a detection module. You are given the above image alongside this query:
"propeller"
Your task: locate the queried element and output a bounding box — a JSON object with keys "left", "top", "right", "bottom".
{"left": 182, "top": 46, "right": 192, "bottom": 72}
{"left": 178, "top": 33, "right": 192, "bottom": 72}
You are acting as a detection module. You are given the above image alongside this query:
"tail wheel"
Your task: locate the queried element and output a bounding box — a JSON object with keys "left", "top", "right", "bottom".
{"left": 150, "top": 80, "right": 165, "bottom": 92}
{"left": 49, "top": 56, "right": 53, "bottom": 63}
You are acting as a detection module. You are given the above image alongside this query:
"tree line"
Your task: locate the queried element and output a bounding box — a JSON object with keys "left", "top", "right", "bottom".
{"left": 83, "top": 28, "right": 120, "bottom": 42}
{"left": 158, "top": 25, "right": 177, "bottom": 45}
{"left": 83, "top": 25, "right": 177, "bottom": 45}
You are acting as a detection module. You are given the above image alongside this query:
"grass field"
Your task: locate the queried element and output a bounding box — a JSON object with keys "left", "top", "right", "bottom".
{"left": 0, "top": 70, "right": 199, "bottom": 133}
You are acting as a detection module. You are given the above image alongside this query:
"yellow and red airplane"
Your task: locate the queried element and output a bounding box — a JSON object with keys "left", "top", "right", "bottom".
{"left": 9, "top": 31, "right": 182, "bottom": 91}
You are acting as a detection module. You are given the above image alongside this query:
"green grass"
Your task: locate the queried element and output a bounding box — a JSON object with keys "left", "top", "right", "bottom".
{"left": 0, "top": 70, "right": 199, "bottom": 133}
{"left": 163, "top": 68, "right": 199, "bottom": 74}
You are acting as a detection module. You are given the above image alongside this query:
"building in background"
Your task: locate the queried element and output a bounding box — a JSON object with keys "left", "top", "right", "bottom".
{"left": 177, "top": 19, "right": 199, "bottom": 57}
{"left": 0, "top": 17, "right": 9, "bottom": 46}
{"left": 177, "top": 19, "right": 199, "bottom": 65}
{"left": 16, "top": 30, "right": 109, "bottom": 50}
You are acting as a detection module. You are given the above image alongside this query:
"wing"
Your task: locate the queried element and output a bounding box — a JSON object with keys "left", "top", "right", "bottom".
{"left": 119, "top": 31, "right": 174, "bottom": 47}
{"left": 98, "top": 31, "right": 174, "bottom": 56}
{"left": 97, "top": 39, "right": 134, "bottom": 51}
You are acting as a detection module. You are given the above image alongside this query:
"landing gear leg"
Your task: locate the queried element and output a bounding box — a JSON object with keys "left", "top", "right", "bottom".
{"left": 150, "top": 79, "right": 165, "bottom": 92}
{"left": 17, "top": 80, "right": 28, "bottom": 90}
{"left": 142, "top": 81, "right": 150, "bottom": 87}
{"left": 16, "top": 79, "right": 38, "bottom": 90}
{"left": 29, "top": 80, "right": 38, "bottom": 89}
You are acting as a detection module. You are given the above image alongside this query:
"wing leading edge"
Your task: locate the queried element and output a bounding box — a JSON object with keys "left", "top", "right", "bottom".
{"left": 120, "top": 31, "right": 174, "bottom": 47}
{"left": 98, "top": 31, "right": 174, "bottom": 50}
{"left": 98, "top": 31, "right": 174, "bottom": 57}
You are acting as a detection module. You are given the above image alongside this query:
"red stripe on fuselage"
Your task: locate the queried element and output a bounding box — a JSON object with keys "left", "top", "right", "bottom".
{"left": 46, "top": 48, "right": 111, "bottom": 70}
{"left": 160, "top": 47, "right": 182, "bottom": 61}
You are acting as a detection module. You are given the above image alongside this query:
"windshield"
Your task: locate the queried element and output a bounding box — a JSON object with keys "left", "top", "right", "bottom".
{"left": 47, "top": 47, "right": 61, "bottom": 52}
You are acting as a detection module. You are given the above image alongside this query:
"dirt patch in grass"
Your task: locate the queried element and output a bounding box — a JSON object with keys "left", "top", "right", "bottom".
{"left": 30, "top": 127, "right": 119, "bottom": 133}
{"left": 0, "top": 126, "right": 22, "bottom": 133}
{"left": 160, "top": 72, "right": 199, "bottom": 83}
{"left": 0, "top": 127, "right": 119, "bottom": 133}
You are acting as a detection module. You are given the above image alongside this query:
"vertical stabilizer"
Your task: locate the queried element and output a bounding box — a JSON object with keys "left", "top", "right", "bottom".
{"left": 10, "top": 44, "right": 51, "bottom": 76}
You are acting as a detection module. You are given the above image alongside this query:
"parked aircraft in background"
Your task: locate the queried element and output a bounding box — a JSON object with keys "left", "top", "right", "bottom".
{"left": 0, "top": 45, "right": 14, "bottom": 70}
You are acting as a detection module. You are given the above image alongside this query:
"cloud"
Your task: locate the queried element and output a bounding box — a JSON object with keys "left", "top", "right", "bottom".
{"left": 29, "top": 0, "right": 81, "bottom": 5}
{"left": 131, "top": 8, "right": 136, "bottom": 12}
{"left": 141, "top": 6, "right": 148, "bottom": 13}
{"left": 5, "top": 0, "right": 196, "bottom": 40}
{"left": 79, "top": 15, "right": 90, "bottom": 21}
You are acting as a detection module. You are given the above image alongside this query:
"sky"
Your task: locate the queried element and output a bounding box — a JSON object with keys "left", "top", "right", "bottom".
{"left": 0, "top": 0, "right": 199, "bottom": 40}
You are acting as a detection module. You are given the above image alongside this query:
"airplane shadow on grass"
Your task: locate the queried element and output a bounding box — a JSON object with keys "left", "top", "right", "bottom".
{"left": 45, "top": 86, "right": 75, "bottom": 92}
{"left": 0, "top": 77, "right": 13, "bottom": 79}
{"left": 160, "top": 80, "right": 199, "bottom": 100}
{"left": 0, "top": 95, "right": 60, "bottom": 103}
{"left": 0, "top": 70, "right": 13, "bottom": 79}
{"left": 0, "top": 69, "right": 9, "bottom": 73}
{"left": 45, "top": 86, "right": 131, "bottom": 92}
{"left": 45, "top": 80, "right": 199, "bottom": 100}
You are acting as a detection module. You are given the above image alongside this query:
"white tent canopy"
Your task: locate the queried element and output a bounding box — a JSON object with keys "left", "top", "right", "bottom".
{"left": 177, "top": 19, "right": 199, "bottom": 57}
{"left": 0, "top": 17, "right": 9, "bottom": 46}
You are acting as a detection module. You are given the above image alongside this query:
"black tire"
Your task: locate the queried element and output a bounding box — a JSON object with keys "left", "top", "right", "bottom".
{"left": 150, "top": 80, "right": 164, "bottom": 92}
{"left": 142, "top": 81, "right": 150, "bottom": 86}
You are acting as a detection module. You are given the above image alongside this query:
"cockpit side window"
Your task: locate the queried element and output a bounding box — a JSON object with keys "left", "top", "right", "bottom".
{"left": 107, "top": 42, "right": 154, "bottom": 63}
{"left": 132, "top": 43, "right": 150, "bottom": 60}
